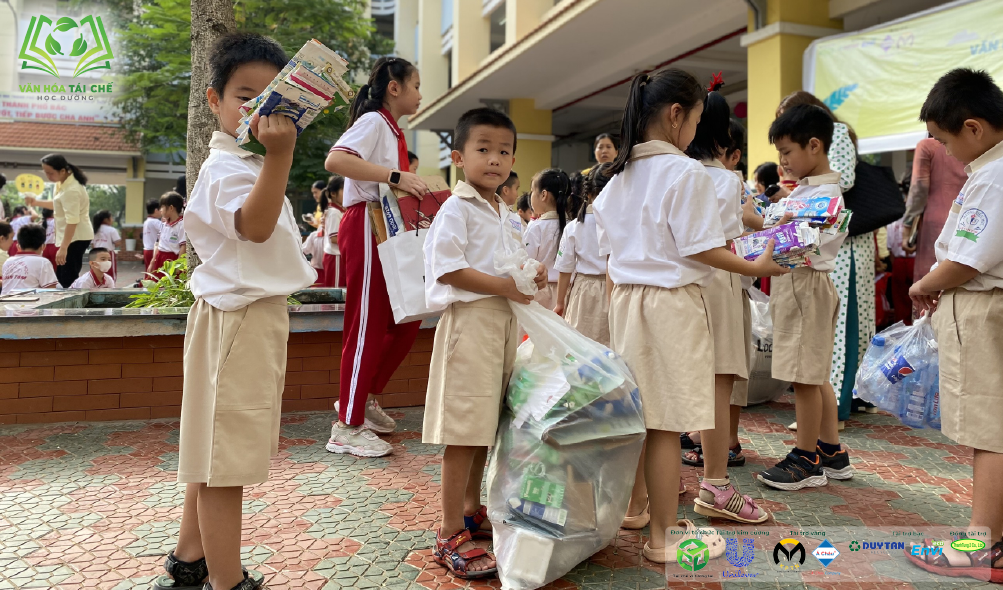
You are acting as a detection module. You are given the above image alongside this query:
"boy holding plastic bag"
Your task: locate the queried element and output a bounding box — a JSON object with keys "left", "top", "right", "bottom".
{"left": 421, "top": 108, "right": 546, "bottom": 579}
{"left": 905, "top": 68, "right": 1003, "bottom": 582}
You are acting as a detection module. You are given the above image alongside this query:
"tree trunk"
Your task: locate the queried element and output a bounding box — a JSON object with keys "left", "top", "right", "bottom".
{"left": 185, "top": 0, "right": 236, "bottom": 268}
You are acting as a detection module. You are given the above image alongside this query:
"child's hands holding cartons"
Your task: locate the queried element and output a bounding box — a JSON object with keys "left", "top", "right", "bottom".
{"left": 234, "top": 113, "right": 298, "bottom": 243}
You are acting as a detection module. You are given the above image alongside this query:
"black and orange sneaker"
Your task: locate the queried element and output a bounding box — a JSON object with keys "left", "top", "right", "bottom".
{"left": 756, "top": 452, "right": 827, "bottom": 491}
{"left": 817, "top": 445, "right": 854, "bottom": 480}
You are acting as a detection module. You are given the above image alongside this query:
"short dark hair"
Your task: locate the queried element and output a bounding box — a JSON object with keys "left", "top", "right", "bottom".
{"left": 17, "top": 223, "right": 46, "bottom": 250}
{"left": 454, "top": 108, "right": 518, "bottom": 154}
{"left": 146, "top": 200, "right": 161, "bottom": 215}
{"left": 13, "top": 205, "right": 27, "bottom": 216}
{"left": 517, "top": 192, "right": 532, "bottom": 212}
{"left": 727, "top": 119, "right": 745, "bottom": 157}
{"left": 160, "top": 191, "right": 185, "bottom": 213}
{"left": 500, "top": 170, "right": 519, "bottom": 191}
{"left": 0, "top": 221, "right": 11, "bottom": 239}
{"left": 408, "top": 151, "right": 418, "bottom": 163}
{"left": 312, "top": 180, "right": 327, "bottom": 191}
{"left": 754, "top": 162, "right": 780, "bottom": 187}
{"left": 88, "top": 247, "right": 110, "bottom": 261}
{"left": 208, "top": 32, "right": 288, "bottom": 97}
{"left": 920, "top": 68, "right": 1003, "bottom": 134}
{"left": 768, "top": 104, "right": 834, "bottom": 153}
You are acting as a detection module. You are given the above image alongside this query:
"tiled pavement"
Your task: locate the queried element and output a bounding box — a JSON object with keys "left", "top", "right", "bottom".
{"left": 0, "top": 398, "right": 995, "bottom": 589}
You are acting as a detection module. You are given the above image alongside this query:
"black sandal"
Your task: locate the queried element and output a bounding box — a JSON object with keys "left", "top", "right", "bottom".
{"left": 152, "top": 552, "right": 208, "bottom": 590}
{"left": 202, "top": 570, "right": 266, "bottom": 590}
{"left": 680, "top": 432, "right": 698, "bottom": 449}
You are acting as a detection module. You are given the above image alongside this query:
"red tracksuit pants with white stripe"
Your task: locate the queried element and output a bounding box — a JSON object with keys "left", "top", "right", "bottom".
{"left": 337, "top": 203, "right": 421, "bottom": 425}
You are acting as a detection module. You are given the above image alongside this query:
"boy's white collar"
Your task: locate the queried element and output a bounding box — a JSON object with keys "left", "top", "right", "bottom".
{"left": 799, "top": 171, "right": 842, "bottom": 186}
{"left": 966, "top": 138, "right": 1003, "bottom": 174}
{"left": 209, "top": 131, "right": 258, "bottom": 159}
{"left": 453, "top": 180, "right": 503, "bottom": 204}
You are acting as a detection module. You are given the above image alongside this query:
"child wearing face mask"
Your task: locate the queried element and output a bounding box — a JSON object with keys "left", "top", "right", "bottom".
{"left": 70, "top": 248, "right": 116, "bottom": 289}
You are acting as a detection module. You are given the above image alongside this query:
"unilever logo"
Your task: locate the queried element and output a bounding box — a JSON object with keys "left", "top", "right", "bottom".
{"left": 19, "top": 14, "right": 114, "bottom": 78}
{"left": 725, "top": 538, "right": 755, "bottom": 567}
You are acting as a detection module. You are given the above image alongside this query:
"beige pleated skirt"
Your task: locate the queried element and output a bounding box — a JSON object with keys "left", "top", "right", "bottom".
{"left": 565, "top": 274, "right": 610, "bottom": 347}
{"left": 730, "top": 291, "right": 753, "bottom": 407}
{"left": 609, "top": 283, "right": 715, "bottom": 433}
{"left": 534, "top": 282, "right": 559, "bottom": 311}
{"left": 702, "top": 268, "right": 750, "bottom": 379}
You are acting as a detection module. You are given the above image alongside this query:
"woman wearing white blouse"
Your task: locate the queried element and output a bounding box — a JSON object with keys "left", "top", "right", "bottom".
{"left": 25, "top": 154, "right": 94, "bottom": 287}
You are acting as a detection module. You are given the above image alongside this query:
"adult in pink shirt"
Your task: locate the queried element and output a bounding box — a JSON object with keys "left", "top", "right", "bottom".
{"left": 902, "top": 137, "right": 968, "bottom": 281}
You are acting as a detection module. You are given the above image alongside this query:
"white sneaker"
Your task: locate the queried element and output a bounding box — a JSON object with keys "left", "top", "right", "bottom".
{"left": 333, "top": 398, "right": 396, "bottom": 435}
{"left": 326, "top": 423, "right": 393, "bottom": 457}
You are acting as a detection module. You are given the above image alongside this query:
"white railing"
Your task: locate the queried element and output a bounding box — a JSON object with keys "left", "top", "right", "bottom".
{"left": 371, "top": 0, "right": 396, "bottom": 16}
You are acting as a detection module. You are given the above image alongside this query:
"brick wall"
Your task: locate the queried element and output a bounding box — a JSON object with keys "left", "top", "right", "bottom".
{"left": 0, "top": 329, "right": 434, "bottom": 424}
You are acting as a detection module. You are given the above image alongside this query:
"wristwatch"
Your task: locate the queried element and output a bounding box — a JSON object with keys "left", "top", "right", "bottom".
{"left": 388, "top": 169, "right": 402, "bottom": 185}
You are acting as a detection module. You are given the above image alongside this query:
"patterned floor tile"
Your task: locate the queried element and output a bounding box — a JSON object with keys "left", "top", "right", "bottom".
{"left": 0, "top": 400, "right": 991, "bottom": 589}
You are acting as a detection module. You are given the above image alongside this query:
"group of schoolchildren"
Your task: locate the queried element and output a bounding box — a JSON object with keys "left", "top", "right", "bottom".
{"left": 0, "top": 184, "right": 189, "bottom": 295}
{"left": 141, "top": 29, "right": 1001, "bottom": 590}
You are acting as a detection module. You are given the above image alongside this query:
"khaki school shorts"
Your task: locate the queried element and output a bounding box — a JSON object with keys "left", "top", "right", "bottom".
{"left": 565, "top": 274, "right": 610, "bottom": 347}
{"left": 177, "top": 296, "right": 290, "bottom": 487}
{"left": 609, "top": 283, "right": 714, "bottom": 433}
{"left": 933, "top": 288, "right": 1003, "bottom": 453}
{"left": 703, "top": 269, "right": 750, "bottom": 379}
{"left": 423, "top": 297, "right": 519, "bottom": 447}
{"left": 770, "top": 268, "right": 839, "bottom": 385}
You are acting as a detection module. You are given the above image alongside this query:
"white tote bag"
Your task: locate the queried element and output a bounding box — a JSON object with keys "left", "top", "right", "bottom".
{"left": 378, "top": 227, "right": 445, "bottom": 324}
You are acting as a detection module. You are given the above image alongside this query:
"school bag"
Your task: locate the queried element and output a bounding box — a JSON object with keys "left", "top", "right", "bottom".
{"left": 842, "top": 159, "right": 905, "bottom": 236}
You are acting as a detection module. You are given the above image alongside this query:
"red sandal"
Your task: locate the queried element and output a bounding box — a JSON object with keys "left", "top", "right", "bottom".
{"left": 433, "top": 528, "right": 497, "bottom": 579}
{"left": 463, "top": 505, "right": 492, "bottom": 541}
{"left": 904, "top": 538, "right": 1003, "bottom": 583}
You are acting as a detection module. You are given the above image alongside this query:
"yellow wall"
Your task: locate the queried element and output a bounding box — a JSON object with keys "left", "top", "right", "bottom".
{"left": 508, "top": 98, "right": 552, "bottom": 183}
{"left": 745, "top": 0, "right": 842, "bottom": 169}
{"left": 124, "top": 157, "right": 146, "bottom": 225}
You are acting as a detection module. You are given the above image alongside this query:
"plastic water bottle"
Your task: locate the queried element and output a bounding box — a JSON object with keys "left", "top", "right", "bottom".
{"left": 925, "top": 366, "right": 941, "bottom": 430}
{"left": 900, "top": 373, "right": 927, "bottom": 428}
{"left": 855, "top": 334, "right": 890, "bottom": 406}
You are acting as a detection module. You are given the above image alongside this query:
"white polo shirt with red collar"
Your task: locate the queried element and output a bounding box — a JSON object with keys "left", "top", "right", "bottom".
{"left": 158, "top": 216, "right": 186, "bottom": 254}
{"left": 70, "top": 270, "right": 115, "bottom": 289}
{"left": 329, "top": 110, "right": 403, "bottom": 208}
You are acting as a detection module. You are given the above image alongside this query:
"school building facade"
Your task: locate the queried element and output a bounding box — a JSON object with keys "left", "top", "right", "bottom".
{"left": 389, "top": 0, "right": 992, "bottom": 182}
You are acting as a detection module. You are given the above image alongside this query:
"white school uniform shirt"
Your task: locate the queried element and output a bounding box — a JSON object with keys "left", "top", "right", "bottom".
{"left": 158, "top": 216, "right": 186, "bottom": 254}
{"left": 423, "top": 180, "right": 525, "bottom": 307}
{"left": 323, "top": 207, "right": 344, "bottom": 256}
{"left": 703, "top": 159, "right": 744, "bottom": 241}
{"left": 44, "top": 219, "right": 55, "bottom": 245}
{"left": 186, "top": 131, "right": 317, "bottom": 311}
{"left": 524, "top": 211, "right": 561, "bottom": 282}
{"left": 933, "top": 139, "right": 1003, "bottom": 291}
{"left": 329, "top": 110, "right": 402, "bottom": 209}
{"left": 593, "top": 141, "right": 726, "bottom": 290}
{"left": 70, "top": 270, "right": 115, "bottom": 289}
{"left": 10, "top": 216, "right": 31, "bottom": 240}
{"left": 302, "top": 230, "right": 325, "bottom": 270}
{"left": 554, "top": 208, "right": 606, "bottom": 275}
{"left": 91, "top": 224, "right": 121, "bottom": 251}
{"left": 142, "top": 216, "right": 162, "bottom": 251}
{"left": 782, "top": 172, "right": 847, "bottom": 273}
{"left": 1, "top": 253, "right": 59, "bottom": 294}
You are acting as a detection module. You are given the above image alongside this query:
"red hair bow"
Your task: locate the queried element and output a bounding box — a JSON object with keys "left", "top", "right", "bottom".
{"left": 708, "top": 72, "right": 725, "bottom": 92}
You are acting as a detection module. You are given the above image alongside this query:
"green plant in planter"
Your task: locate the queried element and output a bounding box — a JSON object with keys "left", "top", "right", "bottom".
{"left": 125, "top": 254, "right": 300, "bottom": 308}
{"left": 125, "top": 255, "right": 194, "bottom": 308}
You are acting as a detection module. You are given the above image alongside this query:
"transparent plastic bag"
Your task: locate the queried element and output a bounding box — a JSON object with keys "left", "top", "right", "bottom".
{"left": 746, "top": 288, "right": 790, "bottom": 405}
{"left": 486, "top": 301, "right": 645, "bottom": 590}
{"left": 853, "top": 315, "right": 940, "bottom": 429}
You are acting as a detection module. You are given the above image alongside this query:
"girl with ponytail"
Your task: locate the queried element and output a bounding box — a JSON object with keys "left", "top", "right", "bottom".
{"left": 322, "top": 57, "right": 429, "bottom": 456}
{"left": 524, "top": 167, "right": 570, "bottom": 310}
{"left": 678, "top": 84, "right": 769, "bottom": 525}
{"left": 593, "top": 69, "right": 787, "bottom": 563}
{"left": 554, "top": 162, "right": 614, "bottom": 345}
